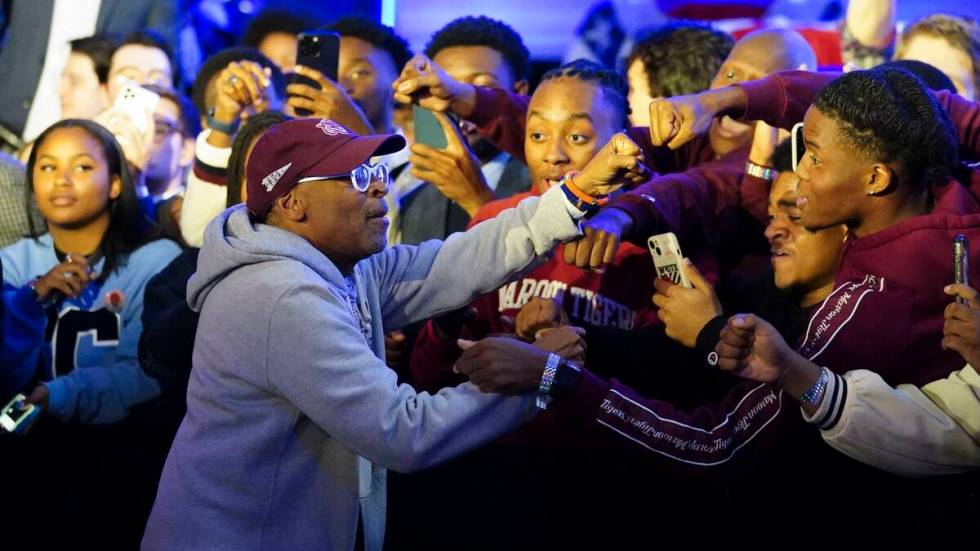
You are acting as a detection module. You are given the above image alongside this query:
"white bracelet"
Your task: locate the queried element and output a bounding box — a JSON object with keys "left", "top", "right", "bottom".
{"left": 535, "top": 353, "right": 562, "bottom": 409}
{"left": 744, "top": 160, "right": 776, "bottom": 182}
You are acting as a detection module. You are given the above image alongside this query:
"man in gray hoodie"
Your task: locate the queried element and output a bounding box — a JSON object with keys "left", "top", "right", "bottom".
{"left": 141, "top": 117, "right": 647, "bottom": 550}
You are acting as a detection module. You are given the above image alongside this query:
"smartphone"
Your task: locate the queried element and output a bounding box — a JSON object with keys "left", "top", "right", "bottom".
{"left": 790, "top": 122, "right": 805, "bottom": 173}
{"left": 113, "top": 82, "right": 160, "bottom": 135}
{"left": 648, "top": 232, "right": 692, "bottom": 288}
{"left": 413, "top": 105, "right": 458, "bottom": 150}
{"left": 0, "top": 394, "right": 39, "bottom": 434}
{"left": 290, "top": 31, "right": 340, "bottom": 116}
{"left": 954, "top": 234, "right": 969, "bottom": 304}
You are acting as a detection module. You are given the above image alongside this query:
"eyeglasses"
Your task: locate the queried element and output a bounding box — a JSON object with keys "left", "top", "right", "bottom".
{"left": 299, "top": 162, "right": 389, "bottom": 193}
{"left": 153, "top": 119, "right": 178, "bottom": 142}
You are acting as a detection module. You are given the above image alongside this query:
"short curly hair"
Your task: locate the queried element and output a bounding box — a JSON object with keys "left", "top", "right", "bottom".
{"left": 323, "top": 16, "right": 412, "bottom": 71}
{"left": 424, "top": 16, "right": 530, "bottom": 82}
{"left": 241, "top": 9, "right": 314, "bottom": 48}
{"left": 541, "top": 59, "right": 630, "bottom": 128}
{"left": 627, "top": 22, "right": 733, "bottom": 98}
{"left": 813, "top": 67, "right": 958, "bottom": 193}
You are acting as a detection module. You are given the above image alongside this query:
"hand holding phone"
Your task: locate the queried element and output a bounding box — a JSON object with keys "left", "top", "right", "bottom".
{"left": 412, "top": 105, "right": 458, "bottom": 149}
{"left": 286, "top": 65, "right": 373, "bottom": 134}
{"left": 1, "top": 394, "right": 40, "bottom": 434}
{"left": 289, "top": 31, "right": 340, "bottom": 116}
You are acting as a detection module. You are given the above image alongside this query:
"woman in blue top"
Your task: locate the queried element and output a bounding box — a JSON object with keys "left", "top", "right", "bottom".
{"left": 2, "top": 118, "right": 180, "bottom": 424}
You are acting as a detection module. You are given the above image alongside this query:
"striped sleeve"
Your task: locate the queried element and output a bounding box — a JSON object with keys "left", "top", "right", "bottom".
{"left": 804, "top": 368, "right": 980, "bottom": 477}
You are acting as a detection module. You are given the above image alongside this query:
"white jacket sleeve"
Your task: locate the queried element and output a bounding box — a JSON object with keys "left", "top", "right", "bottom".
{"left": 178, "top": 130, "right": 231, "bottom": 248}
{"left": 802, "top": 366, "right": 980, "bottom": 477}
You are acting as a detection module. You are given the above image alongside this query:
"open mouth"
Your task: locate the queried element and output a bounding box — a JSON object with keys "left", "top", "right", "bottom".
{"left": 541, "top": 172, "right": 569, "bottom": 189}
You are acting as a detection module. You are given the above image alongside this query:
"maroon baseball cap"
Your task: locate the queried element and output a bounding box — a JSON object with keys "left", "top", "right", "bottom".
{"left": 245, "top": 118, "right": 406, "bottom": 217}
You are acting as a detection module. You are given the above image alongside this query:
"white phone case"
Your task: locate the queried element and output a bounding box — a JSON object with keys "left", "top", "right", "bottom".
{"left": 113, "top": 82, "right": 160, "bottom": 135}
{"left": 648, "top": 232, "right": 692, "bottom": 288}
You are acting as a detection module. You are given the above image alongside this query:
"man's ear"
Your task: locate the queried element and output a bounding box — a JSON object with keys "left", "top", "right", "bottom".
{"left": 866, "top": 162, "right": 894, "bottom": 196}
{"left": 513, "top": 80, "right": 529, "bottom": 96}
{"left": 271, "top": 189, "right": 306, "bottom": 222}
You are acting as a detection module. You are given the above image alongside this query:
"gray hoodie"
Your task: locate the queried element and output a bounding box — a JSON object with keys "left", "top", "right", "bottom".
{"left": 142, "top": 185, "right": 581, "bottom": 551}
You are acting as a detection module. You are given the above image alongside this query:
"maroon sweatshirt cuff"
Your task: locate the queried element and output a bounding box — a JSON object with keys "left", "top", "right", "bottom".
{"left": 193, "top": 159, "right": 228, "bottom": 186}
{"left": 548, "top": 368, "right": 609, "bottom": 426}
{"left": 606, "top": 196, "right": 661, "bottom": 242}
{"left": 470, "top": 86, "right": 507, "bottom": 127}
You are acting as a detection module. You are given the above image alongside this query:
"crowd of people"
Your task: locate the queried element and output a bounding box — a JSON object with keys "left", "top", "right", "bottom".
{"left": 1, "top": 1, "right": 979, "bottom": 549}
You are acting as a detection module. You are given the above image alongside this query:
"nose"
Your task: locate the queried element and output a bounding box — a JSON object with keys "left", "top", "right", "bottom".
{"left": 338, "top": 75, "right": 355, "bottom": 96}
{"left": 795, "top": 152, "right": 811, "bottom": 182}
{"left": 55, "top": 165, "right": 73, "bottom": 187}
{"left": 765, "top": 214, "right": 790, "bottom": 244}
{"left": 366, "top": 174, "right": 389, "bottom": 199}
{"left": 543, "top": 139, "right": 569, "bottom": 165}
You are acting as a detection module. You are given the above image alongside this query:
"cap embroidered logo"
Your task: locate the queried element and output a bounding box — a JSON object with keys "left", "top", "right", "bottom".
{"left": 317, "top": 119, "right": 349, "bottom": 136}
{"left": 262, "top": 162, "right": 292, "bottom": 192}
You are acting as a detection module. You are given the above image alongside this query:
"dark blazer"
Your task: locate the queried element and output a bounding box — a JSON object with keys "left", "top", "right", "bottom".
{"left": 398, "top": 154, "right": 532, "bottom": 245}
{"left": 0, "top": 0, "right": 177, "bottom": 139}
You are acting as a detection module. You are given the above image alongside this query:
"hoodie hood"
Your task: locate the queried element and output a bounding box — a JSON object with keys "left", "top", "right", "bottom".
{"left": 187, "top": 205, "right": 348, "bottom": 312}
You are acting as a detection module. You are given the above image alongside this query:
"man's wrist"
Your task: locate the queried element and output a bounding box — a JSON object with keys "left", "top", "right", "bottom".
{"left": 549, "top": 358, "right": 583, "bottom": 401}
{"left": 450, "top": 83, "right": 478, "bottom": 119}
{"left": 778, "top": 354, "right": 823, "bottom": 401}
{"left": 705, "top": 86, "right": 748, "bottom": 119}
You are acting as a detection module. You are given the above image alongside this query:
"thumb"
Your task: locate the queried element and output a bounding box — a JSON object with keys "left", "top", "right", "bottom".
{"left": 457, "top": 338, "right": 476, "bottom": 350}
{"left": 433, "top": 111, "right": 465, "bottom": 152}
{"left": 729, "top": 313, "right": 759, "bottom": 334}
{"left": 608, "top": 153, "right": 642, "bottom": 173}
{"left": 945, "top": 284, "right": 980, "bottom": 309}
{"left": 682, "top": 258, "right": 711, "bottom": 291}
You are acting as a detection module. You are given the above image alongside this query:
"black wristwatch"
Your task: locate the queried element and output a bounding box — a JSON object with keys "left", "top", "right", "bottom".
{"left": 548, "top": 359, "right": 583, "bottom": 400}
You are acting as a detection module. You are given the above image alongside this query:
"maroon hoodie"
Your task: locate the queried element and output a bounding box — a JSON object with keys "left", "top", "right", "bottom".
{"left": 547, "top": 72, "right": 980, "bottom": 468}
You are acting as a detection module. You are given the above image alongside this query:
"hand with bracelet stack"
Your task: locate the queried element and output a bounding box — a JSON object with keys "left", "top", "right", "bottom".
{"left": 207, "top": 61, "right": 278, "bottom": 148}
{"left": 455, "top": 326, "right": 587, "bottom": 408}
{"left": 558, "top": 131, "right": 651, "bottom": 212}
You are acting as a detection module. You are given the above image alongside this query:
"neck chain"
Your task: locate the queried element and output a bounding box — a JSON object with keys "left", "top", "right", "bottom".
{"left": 345, "top": 275, "right": 371, "bottom": 342}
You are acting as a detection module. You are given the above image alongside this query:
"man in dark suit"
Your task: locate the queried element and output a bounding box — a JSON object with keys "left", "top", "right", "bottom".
{"left": 0, "top": 0, "right": 177, "bottom": 147}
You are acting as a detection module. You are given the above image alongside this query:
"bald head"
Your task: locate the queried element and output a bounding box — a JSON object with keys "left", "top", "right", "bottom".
{"left": 706, "top": 29, "right": 817, "bottom": 157}
{"left": 730, "top": 28, "right": 817, "bottom": 76}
